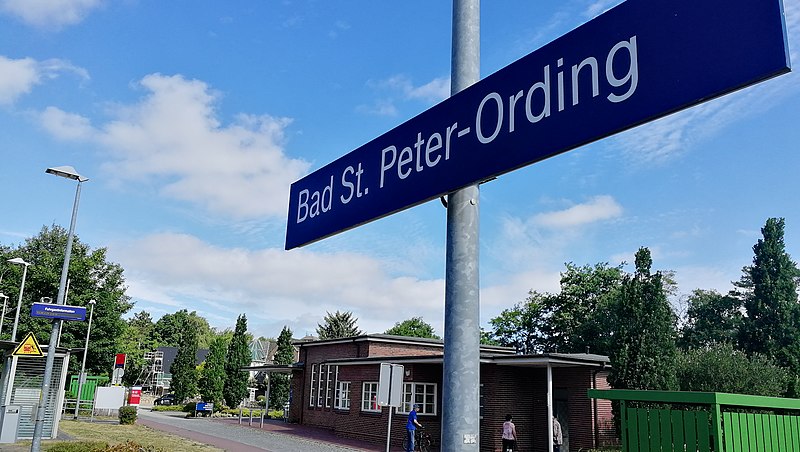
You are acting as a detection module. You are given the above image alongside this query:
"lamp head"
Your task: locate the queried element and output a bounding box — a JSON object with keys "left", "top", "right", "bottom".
{"left": 0, "top": 292, "right": 7, "bottom": 300}
{"left": 6, "top": 257, "right": 30, "bottom": 267}
{"left": 46, "top": 166, "right": 88, "bottom": 182}
{"left": 88, "top": 299, "right": 96, "bottom": 305}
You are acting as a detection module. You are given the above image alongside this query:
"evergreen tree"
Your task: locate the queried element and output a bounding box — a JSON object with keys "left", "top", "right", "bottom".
{"left": 199, "top": 336, "right": 227, "bottom": 408}
{"left": 316, "top": 311, "right": 362, "bottom": 339}
{"left": 269, "top": 326, "right": 294, "bottom": 409}
{"left": 736, "top": 218, "right": 800, "bottom": 380}
{"left": 385, "top": 317, "right": 440, "bottom": 339}
{"left": 607, "top": 248, "right": 678, "bottom": 391}
{"left": 170, "top": 324, "right": 199, "bottom": 404}
{"left": 224, "top": 314, "right": 251, "bottom": 407}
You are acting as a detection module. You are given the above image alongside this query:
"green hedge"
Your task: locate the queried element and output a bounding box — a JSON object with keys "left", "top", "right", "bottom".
{"left": 118, "top": 406, "right": 137, "bottom": 425}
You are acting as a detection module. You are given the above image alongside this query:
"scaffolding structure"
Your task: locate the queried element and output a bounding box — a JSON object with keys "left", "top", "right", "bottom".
{"left": 141, "top": 351, "right": 165, "bottom": 392}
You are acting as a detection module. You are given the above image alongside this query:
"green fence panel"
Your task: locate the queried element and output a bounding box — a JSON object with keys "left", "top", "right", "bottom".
{"left": 724, "top": 412, "right": 735, "bottom": 451}
{"left": 697, "top": 410, "right": 710, "bottom": 452}
{"left": 627, "top": 407, "right": 639, "bottom": 452}
{"left": 637, "top": 408, "right": 649, "bottom": 452}
{"left": 672, "top": 410, "right": 684, "bottom": 452}
{"left": 684, "top": 411, "right": 698, "bottom": 450}
{"left": 762, "top": 414, "right": 773, "bottom": 451}
{"left": 659, "top": 408, "right": 672, "bottom": 452}
{"left": 649, "top": 409, "right": 661, "bottom": 451}
{"left": 754, "top": 414, "right": 765, "bottom": 452}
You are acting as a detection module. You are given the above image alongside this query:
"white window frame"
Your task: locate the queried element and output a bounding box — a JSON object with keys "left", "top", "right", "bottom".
{"left": 309, "top": 364, "right": 317, "bottom": 407}
{"left": 325, "top": 365, "right": 334, "bottom": 408}
{"left": 361, "top": 382, "right": 382, "bottom": 412}
{"left": 316, "top": 364, "right": 325, "bottom": 407}
{"left": 399, "top": 382, "right": 437, "bottom": 415}
{"left": 335, "top": 381, "right": 351, "bottom": 410}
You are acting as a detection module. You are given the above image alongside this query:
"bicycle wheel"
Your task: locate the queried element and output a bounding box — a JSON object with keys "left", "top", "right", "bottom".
{"left": 419, "top": 437, "right": 432, "bottom": 452}
{"left": 401, "top": 437, "right": 409, "bottom": 451}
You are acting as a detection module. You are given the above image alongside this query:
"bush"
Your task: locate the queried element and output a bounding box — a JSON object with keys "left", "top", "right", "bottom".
{"left": 104, "top": 441, "right": 163, "bottom": 452}
{"left": 45, "top": 441, "right": 108, "bottom": 452}
{"left": 118, "top": 406, "right": 137, "bottom": 425}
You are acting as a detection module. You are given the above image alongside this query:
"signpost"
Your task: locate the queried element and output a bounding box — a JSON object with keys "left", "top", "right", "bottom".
{"left": 285, "top": 0, "right": 791, "bottom": 450}
{"left": 286, "top": 0, "right": 790, "bottom": 250}
{"left": 378, "top": 363, "right": 404, "bottom": 452}
{"left": 29, "top": 302, "right": 86, "bottom": 321}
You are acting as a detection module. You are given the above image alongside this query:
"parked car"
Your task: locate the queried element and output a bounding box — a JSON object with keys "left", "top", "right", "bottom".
{"left": 154, "top": 393, "right": 177, "bottom": 406}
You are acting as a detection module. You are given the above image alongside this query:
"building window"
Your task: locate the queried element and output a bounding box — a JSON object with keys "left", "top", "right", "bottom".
{"left": 325, "top": 365, "right": 335, "bottom": 408}
{"left": 317, "top": 364, "right": 326, "bottom": 407}
{"left": 361, "top": 382, "right": 381, "bottom": 412}
{"left": 309, "top": 364, "right": 317, "bottom": 407}
{"left": 399, "top": 382, "right": 437, "bottom": 415}
{"left": 335, "top": 381, "right": 351, "bottom": 410}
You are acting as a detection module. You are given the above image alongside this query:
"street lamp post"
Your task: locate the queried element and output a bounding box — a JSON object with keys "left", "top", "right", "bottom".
{"left": 32, "top": 166, "right": 88, "bottom": 452}
{"left": 0, "top": 257, "right": 31, "bottom": 408}
{"left": 73, "top": 299, "right": 95, "bottom": 420}
{"left": 6, "top": 257, "right": 30, "bottom": 342}
{"left": 0, "top": 293, "right": 8, "bottom": 336}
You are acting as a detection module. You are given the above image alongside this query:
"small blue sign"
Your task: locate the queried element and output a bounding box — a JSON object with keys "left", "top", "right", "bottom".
{"left": 286, "top": 0, "right": 790, "bottom": 249}
{"left": 30, "top": 302, "right": 87, "bottom": 321}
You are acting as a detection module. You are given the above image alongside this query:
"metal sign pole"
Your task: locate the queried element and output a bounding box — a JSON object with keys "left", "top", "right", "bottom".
{"left": 442, "top": 1, "right": 481, "bottom": 450}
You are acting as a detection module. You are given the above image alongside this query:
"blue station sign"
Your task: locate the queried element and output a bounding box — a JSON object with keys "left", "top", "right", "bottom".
{"left": 286, "top": 0, "right": 790, "bottom": 249}
{"left": 30, "top": 302, "right": 87, "bottom": 321}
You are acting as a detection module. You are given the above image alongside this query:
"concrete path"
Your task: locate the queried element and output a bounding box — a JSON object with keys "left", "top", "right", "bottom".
{"left": 138, "top": 409, "right": 388, "bottom": 452}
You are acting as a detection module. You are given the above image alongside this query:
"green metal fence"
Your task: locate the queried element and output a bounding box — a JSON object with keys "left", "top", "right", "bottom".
{"left": 588, "top": 389, "right": 800, "bottom": 451}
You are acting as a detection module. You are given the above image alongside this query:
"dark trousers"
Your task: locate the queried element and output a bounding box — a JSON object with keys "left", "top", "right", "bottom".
{"left": 502, "top": 438, "right": 516, "bottom": 451}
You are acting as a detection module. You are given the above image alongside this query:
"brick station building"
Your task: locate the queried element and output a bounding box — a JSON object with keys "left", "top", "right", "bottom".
{"left": 258, "top": 334, "right": 615, "bottom": 452}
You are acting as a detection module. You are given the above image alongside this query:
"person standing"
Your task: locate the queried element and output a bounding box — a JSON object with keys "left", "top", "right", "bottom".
{"left": 501, "top": 413, "right": 517, "bottom": 452}
{"left": 406, "top": 403, "right": 422, "bottom": 452}
{"left": 553, "top": 416, "right": 563, "bottom": 452}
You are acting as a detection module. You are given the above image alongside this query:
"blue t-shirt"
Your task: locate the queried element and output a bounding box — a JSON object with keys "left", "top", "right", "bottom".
{"left": 406, "top": 409, "right": 418, "bottom": 430}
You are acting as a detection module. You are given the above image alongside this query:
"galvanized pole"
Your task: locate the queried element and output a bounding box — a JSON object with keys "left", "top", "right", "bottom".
{"left": 31, "top": 178, "right": 84, "bottom": 452}
{"left": 73, "top": 300, "right": 95, "bottom": 419}
{"left": 442, "top": 0, "right": 480, "bottom": 451}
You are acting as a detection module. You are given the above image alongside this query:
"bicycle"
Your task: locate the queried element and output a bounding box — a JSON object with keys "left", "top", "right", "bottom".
{"left": 401, "top": 427, "right": 432, "bottom": 452}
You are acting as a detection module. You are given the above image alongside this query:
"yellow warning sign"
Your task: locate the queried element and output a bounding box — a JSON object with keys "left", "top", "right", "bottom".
{"left": 13, "top": 332, "right": 43, "bottom": 357}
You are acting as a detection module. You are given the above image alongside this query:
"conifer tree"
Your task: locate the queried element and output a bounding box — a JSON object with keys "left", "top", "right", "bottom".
{"left": 316, "top": 311, "right": 362, "bottom": 339}
{"left": 170, "top": 325, "right": 198, "bottom": 403}
{"left": 269, "top": 326, "right": 294, "bottom": 409}
{"left": 198, "top": 336, "right": 227, "bottom": 408}
{"left": 224, "top": 314, "right": 251, "bottom": 407}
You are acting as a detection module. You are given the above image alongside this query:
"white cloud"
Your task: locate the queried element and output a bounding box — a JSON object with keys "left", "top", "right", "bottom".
{"left": 0, "top": 0, "right": 103, "bottom": 29}
{"left": 612, "top": 0, "right": 800, "bottom": 166}
{"left": 533, "top": 195, "right": 622, "bottom": 228}
{"left": 0, "top": 56, "right": 38, "bottom": 105}
{"left": 359, "top": 75, "right": 450, "bottom": 117}
{"left": 111, "top": 232, "right": 446, "bottom": 335}
{"left": 39, "top": 73, "right": 310, "bottom": 219}
{"left": 0, "top": 56, "right": 86, "bottom": 105}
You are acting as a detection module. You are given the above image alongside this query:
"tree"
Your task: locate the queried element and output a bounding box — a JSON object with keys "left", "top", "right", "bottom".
{"left": 170, "top": 322, "right": 199, "bottom": 404}
{"left": 0, "top": 225, "right": 132, "bottom": 377}
{"left": 224, "top": 314, "right": 251, "bottom": 407}
{"left": 385, "top": 317, "right": 440, "bottom": 339}
{"left": 269, "top": 326, "right": 294, "bottom": 410}
{"left": 488, "top": 291, "right": 550, "bottom": 354}
{"left": 152, "top": 310, "right": 214, "bottom": 348}
{"left": 606, "top": 247, "right": 678, "bottom": 391}
{"left": 736, "top": 218, "right": 800, "bottom": 377}
{"left": 199, "top": 336, "right": 227, "bottom": 408}
{"left": 316, "top": 311, "right": 362, "bottom": 339}
{"left": 676, "top": 343, "right": 789, "bottom": 396}
{"left": 119, "top": 311, "right": 159, "bottom": 386}
{"left": 678, "top": 290, "right": 742, "bottom": 350}
{"left": 545, "top": 262, "right": 623, "bottom": 354}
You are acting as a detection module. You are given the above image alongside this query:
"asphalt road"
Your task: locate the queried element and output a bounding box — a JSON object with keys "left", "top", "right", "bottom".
{"left": 137, "top": 408, "right": 384, "bottom": 452}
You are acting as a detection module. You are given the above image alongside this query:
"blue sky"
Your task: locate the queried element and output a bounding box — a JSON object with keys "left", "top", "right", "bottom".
{"left": 1, "top": 0, "right": 798, "bottom": 338}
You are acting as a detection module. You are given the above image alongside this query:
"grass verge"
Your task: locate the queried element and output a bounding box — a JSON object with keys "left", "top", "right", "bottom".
{"left": 43, "top": 419, "right": 223, "bottom": 452}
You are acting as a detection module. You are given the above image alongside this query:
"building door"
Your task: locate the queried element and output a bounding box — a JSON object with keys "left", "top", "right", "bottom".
{"left": 555, "top": 398, "right": 570, "bottom": 452}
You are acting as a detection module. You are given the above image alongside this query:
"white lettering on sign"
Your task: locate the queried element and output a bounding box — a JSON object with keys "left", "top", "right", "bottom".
{"left": 292, "top": 36, "right": 639, "bottom": 226}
